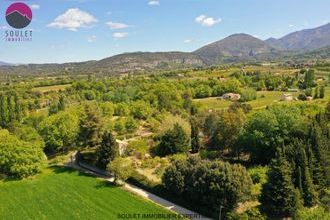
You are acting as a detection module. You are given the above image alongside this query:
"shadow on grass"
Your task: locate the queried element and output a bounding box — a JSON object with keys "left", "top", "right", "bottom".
{"left": 94, "top": 179, "right": 118, "bottom": 189}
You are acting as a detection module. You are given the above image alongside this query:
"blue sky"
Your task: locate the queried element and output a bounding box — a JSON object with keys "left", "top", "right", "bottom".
{"left": 0, "top": 0, "right": 330, "bottom": 64}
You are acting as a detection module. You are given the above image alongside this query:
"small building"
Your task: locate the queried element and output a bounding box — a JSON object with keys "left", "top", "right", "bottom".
{"left": 281, "top": 93, "right": 293, "bottom": 101}
{"left": 221, "top": 93, "right": 241, "bottom": 101}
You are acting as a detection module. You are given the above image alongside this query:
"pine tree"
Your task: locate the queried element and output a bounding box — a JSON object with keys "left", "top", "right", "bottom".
{"left": 96, "top": 131, "right": 119, "bottom": 169}
{"left": 295, "top": 145, "right": 318, "bottom": 207}
{"left": 0, "top": 95, "right": 9, "bottom": 128}
{"left": 314, "top": 86, "right": 319, "bottom": 99}
{"left": 319, "top": 86, "right": 325, "bottom": 99}
{"left": 14, "top": 94, "right": 22, "bottom": 122}
{"left": 190, "top": 117, "right": 200, "bottom": 153}
{"left": 77, "top": 104, "right": 103, "bottom": 148}
{"left": 260, "top": 149, "right": 301, "bottom": 218}
{"left": 58, "top": 96, "right": 65, "bottom": 111}
{"left": 308, "top": 122, "right": 327, "bottom": 188}
{"left": 7, "top": 95, "right": 15, "bottom": 123}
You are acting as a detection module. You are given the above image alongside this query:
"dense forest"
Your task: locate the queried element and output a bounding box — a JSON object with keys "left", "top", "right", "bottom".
{"left": 0, "top": 63, "right": 329, "bottom": 219}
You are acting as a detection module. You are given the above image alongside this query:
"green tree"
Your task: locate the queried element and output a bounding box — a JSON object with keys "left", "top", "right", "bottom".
{"left": 39, "top": 111, "right": 79, "bottom": 154}
{"left": 77, "top": 104, "right": 104, "bottom": 148}
{"left": 260, "top": 150, "right": 301, "bottom": 218}
{"left": 58, "top": 96, "right": 65, "bottom": 111}
{"left": 131, "top": 100, "right": 152, "bottom": 120}
{"left": 0, "top": 95, "right": 9, "bottom": 127}
{"left": 319, "top": 86, "right": 325, "bottom": 99}
{"left": 240, "top": 88, "right": 257, "bottom": 102}
{"left": 304, "top": 69, "right": 316, "bottom": 88}
{"left": 314, "top": 86, "right": 319, "bottom": 99}
{"left": 209, "top": 110, "right": 246, "bottom": 153}
{"left": 107, "top": 157, "right": 133, "bottom": 184}
{"left": 157, "top": 123, "right": 190, "bottom": 156}
{"left": 96, "top": 131, "right": 119, "bottom": 169}
{"left": 163, "top": 157, "right": 253, "bottom": 218}
{"left": 288, "top": 140, "right": 319, "bottom": 207}
{"left": 48, "top": 103, "right": 59, "bottom": 116}
{"left": 190, "top": 117, "right": 200, "bottom": 153}
{"left": 241, "top": 106, "right": 302, "bottom": 164}
{"left": 0, "top": 129, "right": 45, "bottom": 178}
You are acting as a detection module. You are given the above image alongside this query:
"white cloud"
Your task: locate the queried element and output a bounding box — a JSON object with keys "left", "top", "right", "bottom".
{"left": 30, "top": 4, "right": 40, "bottom": 10}
{"left": 113, "top": 32, "right": 128, "bottom": 39}
{"left": 184, "top": 39, "right": 192, "bottom": 43}
{"left": 87, "top": 35, "right": 97, "bottom": 42}
{"left": 288, "top": 24, "right": 295, "bottom": 28}
{"left": 148, "top": 0, "right": 160, "bottom": 6}
{"left": 48, "top": 8, "right": 98, "bottom": 31}
{"left": 106, "top": 21, "right": 130, "bottom": 30}
{"left": 195, "top": 15, "right": 221, "bottom": 27}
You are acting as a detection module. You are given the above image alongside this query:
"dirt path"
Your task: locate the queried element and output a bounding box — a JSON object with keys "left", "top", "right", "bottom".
{"left": 67, "top": 154, "right": 211, "bottom": 220}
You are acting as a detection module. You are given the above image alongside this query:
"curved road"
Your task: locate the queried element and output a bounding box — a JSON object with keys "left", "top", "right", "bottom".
{"left": 68, "top": 154, "right": 211, "bottom": 220}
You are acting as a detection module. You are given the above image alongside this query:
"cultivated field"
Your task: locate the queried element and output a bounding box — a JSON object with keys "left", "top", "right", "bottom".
{"left": 0, "top": 167, "right": 174, "bottom": 219}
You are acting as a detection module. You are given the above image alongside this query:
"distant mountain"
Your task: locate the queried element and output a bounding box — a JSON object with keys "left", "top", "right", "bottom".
{"left": 0, "top": 61, "right": 12, "bottom": 66}
{"left": 91, "top": 52, "right": 204, "bottom": 73}
{"left": 194, "top": 34, "right": 279, "bottom": 64}
{"left": 2, "top": 24, "right": 330, "bottom": 76}
{"left": 265, "top": 23, "right": 330, "bottom": 51}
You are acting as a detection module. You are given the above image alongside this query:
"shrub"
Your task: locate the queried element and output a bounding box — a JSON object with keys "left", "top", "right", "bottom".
{"left": 240, "top": 88, "right": 257, "bottom": 102}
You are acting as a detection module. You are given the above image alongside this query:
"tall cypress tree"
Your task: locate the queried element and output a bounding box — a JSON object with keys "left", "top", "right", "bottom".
{"left": 0, "top": 95, "right": 9, "bottom": 128}
{"left": 58, "top": 96, "right": 66, "bottom": 111}
{"left": 7, "top": 95, "right": 15, "bottom": 122}
{"left": 295, "top": 145, "right": 318, "bottom": 206}
{"left": 96, "top": 131, "right": 119, "bottom": 169}
{"left": 77, "top": 104, "right": 103, "bottom": 148}
{"left": 190, "top": 117, "right": 200, "bottom": 153}
{"left": 308, "top": 122, "right": 327, "bottom": 188}
{"left": 260, "top": 149, "right": 301, "bottom": 218}
{"left": 14, "top": 94, "right": 22, "bottom": 122}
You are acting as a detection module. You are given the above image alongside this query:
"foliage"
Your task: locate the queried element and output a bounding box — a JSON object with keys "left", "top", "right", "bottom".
{"left": 39, "top": 111, "right": 79, "bottom": 154}
{"left": 96, "top": 131, "right": 119, "bottom": 169}
{"left": 296, "top": 207, "right": 330, "bottom": 220}
{"left": 107, "top": 157, "right": 133, "bottom": 184}
{"left": 77, "top": 104, "right": 104, "bottom": 148}
{"left": 0, "top": 129, "right": 45, "bottom": 178}
{"left": 190, "top": 117, "right": 201, "bottom": 153}
{"left": 208, "top": 109, "right": 246, "bottom": 154}
{"left": 156, "top": 123, "right": 190, "bottom": 156}
{"left": 240, "top": 105, "right": 304, "bottom": 164}
{"left": 240, "top": 88, "right": 257, "bottom": 102}
{"left": 163, "top": 157, "right": 253, "bottom": 217}
{"left": 130, "top": 100, "right": 153, "bottom": 120}
{"left": 260, "top": 150, "right": 302, "bottom": 218}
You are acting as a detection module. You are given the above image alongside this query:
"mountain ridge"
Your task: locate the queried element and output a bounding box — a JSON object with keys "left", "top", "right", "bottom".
{"left": 2, "top": 23, "right": 330, "bottom": 75}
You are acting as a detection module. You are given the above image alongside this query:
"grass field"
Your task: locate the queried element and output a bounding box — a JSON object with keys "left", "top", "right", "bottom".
{"left": 0, "top": 167, "right": 174, "bottom": 219}
{"left": 32, "top": 84, "right": 71, "bottom": 93}
{"left": 194, "top": 88, "right": 330, "bottom": 111}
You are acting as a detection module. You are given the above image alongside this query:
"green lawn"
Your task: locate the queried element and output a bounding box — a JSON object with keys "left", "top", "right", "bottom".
{"left": 0, "top": 167, "right": 174, "bottom": 219}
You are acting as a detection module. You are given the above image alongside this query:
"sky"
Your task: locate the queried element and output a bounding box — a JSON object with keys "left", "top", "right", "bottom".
{"left": 0, "top": 0, "right": 330, "bottom": 64}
